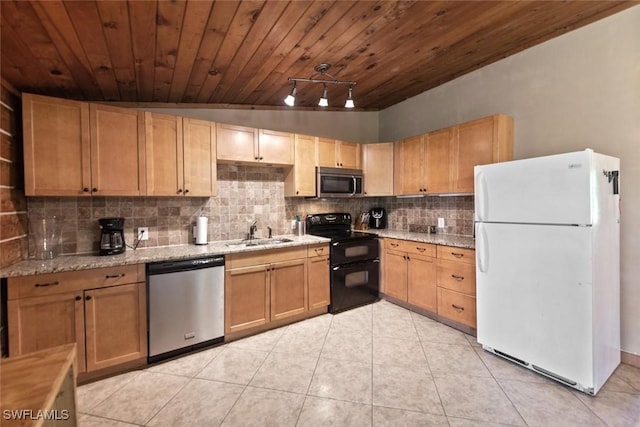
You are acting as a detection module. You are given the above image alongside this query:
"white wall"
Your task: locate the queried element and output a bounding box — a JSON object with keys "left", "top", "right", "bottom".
{"left": 380, "top": 6, "right": 640, "bottom": 355}
{"left": 143, "top": 107, "right": 379, "bottom": 143}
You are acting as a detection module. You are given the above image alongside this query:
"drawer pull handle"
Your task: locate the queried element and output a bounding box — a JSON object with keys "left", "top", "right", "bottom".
{"left": 315, "top": 248, "right": 324, "bottom": 254}
{"left": 416, "top": 247, "right": 426, "bottom": 252}
{"left": 35, "top": 281, "right": 59, "bottom": 288}
{"left": 105, "top": 274, "right": 125, "bottom": 279}
{"left": 451, "top": 274, "right": 465, "bottom": 281}
{"left": 451, "top": 252, "right": 464, "bottom": 258}
{"left": 452, "top": 304, "right": 465, "bottom": 312}
{"left": 390, "top": 243, "right": 399, "bottom": 248}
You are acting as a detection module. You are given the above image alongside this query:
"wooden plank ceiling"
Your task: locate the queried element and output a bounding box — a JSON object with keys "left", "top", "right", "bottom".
{"left": 1, "top": 0, "right": 636, "bottom": 110}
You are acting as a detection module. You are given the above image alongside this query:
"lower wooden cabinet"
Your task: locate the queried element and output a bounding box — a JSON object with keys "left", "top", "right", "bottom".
{"left": 7, "top": 265, "right": 147, "bottom": 374}
{"left": 383, "top": 239, "right": 437, "bottom": 313}
{"left": 436, "top": 246, "right": 477, "bottom": 328}
{"left": 382, "top": 239, "right": 477, "bottom": 331}
{"left": 225, "top": 244, "right": 328, "bottom": 338}
{"left": 84, "top": 282, "right": 147, "bottom": 372}
{"left": 307, "top": 244, "right": 330, "bottom": 310}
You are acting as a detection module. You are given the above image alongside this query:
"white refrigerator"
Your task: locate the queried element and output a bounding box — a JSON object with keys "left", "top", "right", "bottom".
{"left": 474, "top": 149, "right": 620, "bottom": 395}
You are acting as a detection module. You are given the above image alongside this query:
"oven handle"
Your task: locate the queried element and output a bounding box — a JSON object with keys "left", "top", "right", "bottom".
{"left": 332, "top": 239, "right": 377, "bottom": 247}
{"left": 332, "top": 259, "right": 379, "bottom": 271}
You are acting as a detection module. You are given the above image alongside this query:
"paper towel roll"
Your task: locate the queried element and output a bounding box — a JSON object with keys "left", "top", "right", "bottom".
{"left": 195, "top": 216, "right": 208, "bottom": 245}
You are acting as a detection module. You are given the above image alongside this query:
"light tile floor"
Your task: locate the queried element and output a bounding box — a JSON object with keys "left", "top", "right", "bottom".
{"left": 78, "top": 300, "right": 640, "bottom": 426}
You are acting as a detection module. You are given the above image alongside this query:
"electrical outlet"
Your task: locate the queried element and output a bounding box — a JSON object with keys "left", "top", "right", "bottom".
{"left": 290, "top": 220, "right": 297, "bottom": 230}
{"left": 138, "top": 227, "right": 149, "bottom": 241}
{"left": 437, "top": 218, "right": 445, "bottom": 228}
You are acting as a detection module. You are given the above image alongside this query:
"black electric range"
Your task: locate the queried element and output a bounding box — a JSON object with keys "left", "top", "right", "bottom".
{"left": 306, "top": 213, "right": 380, "bottom": 313}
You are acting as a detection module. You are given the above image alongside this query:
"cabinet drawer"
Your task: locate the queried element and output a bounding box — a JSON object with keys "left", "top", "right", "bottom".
{"left": 384, "top": 239, "right": 435, "bottom": 257}
{"left": 9, "top": 264, "right": 144, "bottom": 300}
{"left": 228, "top": 246, "right": 307, "bottom": 269}
{"left": 437, "top": 259, "right": 476, "bottom": 295}
{"left": 437, "top": 287, "right": 476, "bottom": 329}
{"left": 437, "top": 246, "right": 475, "bottom": 264}
{"left": 307, "top": 244, "right": 329, "bottom": 258}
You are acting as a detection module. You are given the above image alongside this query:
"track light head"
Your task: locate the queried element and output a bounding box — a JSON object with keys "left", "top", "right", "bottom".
{"left": 284, "top": 82, "right": 296, "bottom": 106}
{"left": 345, "top": 87, "right": 355, "bottom": 108}
{"left": 318, "top": 85, "right": 328, "bottom": 107}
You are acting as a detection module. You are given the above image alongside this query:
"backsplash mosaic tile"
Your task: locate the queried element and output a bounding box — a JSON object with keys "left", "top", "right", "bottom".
{"left": 25, "top": 164, "right": 473, "bottom": 257}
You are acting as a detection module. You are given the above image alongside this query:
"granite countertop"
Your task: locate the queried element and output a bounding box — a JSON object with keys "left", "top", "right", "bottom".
{"left": 366, "top": 230, "right": 476, "bottom": 249}
{"left": 0, "top": 235, "right": 329, "bottom": 278}
{"left": 1, "top": 230, "right": 474, "bottom": 278}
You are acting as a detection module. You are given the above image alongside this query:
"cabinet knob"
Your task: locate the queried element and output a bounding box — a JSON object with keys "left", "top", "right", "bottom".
{"left": 259, "top": 157, "right": 263, "bottom": 160}
{"left": 75, "top": 296, "right": 82, "bottom": 301}
{"left": 82, "top": 188, "right": 90, "bottom": 193}
{"left": 296, "top": 191, "right": 299, "bottom": 195}
{"left": 255, "top": 156, "right": 259, "bottom": 160}
{"left": 184, "top": 189, "right": 190, "bottom": 194}
{"left": 177, "top": 189, "right": 183, "bottom": 194}
{"left": 85, "top": 296, "right": 92, "bottom": 301}
{"left": 92, "top": 188, "right": 98, "bottom": 193}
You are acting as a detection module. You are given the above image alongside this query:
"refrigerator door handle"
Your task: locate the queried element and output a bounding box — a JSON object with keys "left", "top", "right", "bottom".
{"left": 476, "top": 223, "right": 488, "bottom": 273}
{"left": 475, "top": 171, "right": 488, "bottom": 221}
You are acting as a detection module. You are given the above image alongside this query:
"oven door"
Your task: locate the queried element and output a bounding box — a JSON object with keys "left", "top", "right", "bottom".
{"left": 330, "top": 259, "right": 380, "bottom": 313}
{"left": 331, "top": 238, "right": 379, "bottom": 265}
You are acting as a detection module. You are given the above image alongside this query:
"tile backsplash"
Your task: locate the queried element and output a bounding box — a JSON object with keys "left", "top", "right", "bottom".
{"left": 26, "top": 164, "right": 474, "bottom": 257}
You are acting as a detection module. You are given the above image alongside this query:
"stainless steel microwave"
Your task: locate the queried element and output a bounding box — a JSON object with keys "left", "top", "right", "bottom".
{"left": 316, "top": 167, "right": 364, "bottom": 198}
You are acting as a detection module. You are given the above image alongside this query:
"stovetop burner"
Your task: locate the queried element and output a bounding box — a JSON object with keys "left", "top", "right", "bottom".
{"left": 305, "top": 213, "right": 377, "bottom": 242}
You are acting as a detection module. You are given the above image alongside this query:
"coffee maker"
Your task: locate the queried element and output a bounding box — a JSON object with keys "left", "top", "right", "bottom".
{"left": 99, "top": 217, "right": 126, "bottom": 256}
{"left": 369, "top": 207, "right": 387, "bottom": 229}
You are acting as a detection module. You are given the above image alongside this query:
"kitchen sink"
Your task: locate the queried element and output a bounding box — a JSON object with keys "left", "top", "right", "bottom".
{"left": 225, "top": 238, "right": 294, "bottom": 248}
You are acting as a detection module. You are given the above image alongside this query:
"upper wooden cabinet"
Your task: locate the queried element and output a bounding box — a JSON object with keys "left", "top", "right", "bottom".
{"left": 216, "top": 123, "right": 294, "bottom": 166}
{"left": 452, "top": 114, "right": 513, "bottom": 193}
{"left": 22, "top": 94, "right": 145, "bottom": 196}
{"left": 362, "top": 142, "right": 394, "bottom": 196}
{"left": 395, "top": 114, "right": 513, "bottom": 195}
{"left": 317, "top": 138, "right": 361, "bottom": 169}
{"left": 284, "top": 134, "right": 317, "bottom": 197}
{"left": 145, "top": 113, "right": 217, "bottom": 197}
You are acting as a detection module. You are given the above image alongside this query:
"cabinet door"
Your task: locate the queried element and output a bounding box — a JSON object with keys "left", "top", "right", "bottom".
{"left": 307, "top": 255, "right": 330, "bottom": 310}
{"left": 270, "top": 259, "right": 307, "bottom": 321}
{"left": 453, "top": 116, "right": 496, "bottom": 193}
{"left": 395, "top": 135, "right": 424, "bottom": 195}
{"left": 363, "top": 142, "right": 394, "bottom": 196}
{"left": 284, "top": 134, "right": 316, "bottom": 197}
{"left": 337, "top": 141, "right": 360, "bottom": 169}
{"left": 216, "top": 123, "right": 258, "bottom": 163}
{"left": 90, "top": 104, "right": 145, "bottom": 196}
{"left": 258, "top": 129, "right": 294, "bottom": 165}
{"left": 145, "top": 112, "right": 184, "bottom": 196}
{"left": 225, "top": 265, "right": 270, "bottom": 335}
{"left": 316, "top": 137, "right": 337, "bottom": 167}
{"left": 407, "top": 254, "right": 437, "bottom": 313}
{"left": 383, "top": 250, "right": 408, "bottom": 301}
{"left": 22, "top": 94, "right": 91, "bottom": 196}
{"left": 84, "top": 282, "right": 147, "bottom": 371}
{"left": 425, "top": 128, "right": 452, "bottom": 194}
{"left": 183, "top": 118, "right": 216, "bottom": 197}
{"left": 8, "top": 291, "right": 86, "bottom": 372}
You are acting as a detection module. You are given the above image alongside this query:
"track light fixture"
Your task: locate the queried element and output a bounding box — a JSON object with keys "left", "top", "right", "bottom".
{"left": 284, "top": 63, "right": 356, "bottom": 108}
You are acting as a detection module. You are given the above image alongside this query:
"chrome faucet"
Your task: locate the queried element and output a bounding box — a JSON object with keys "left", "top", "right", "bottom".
{"left": 248, "top": 221, "right": 258, "bottom": 240}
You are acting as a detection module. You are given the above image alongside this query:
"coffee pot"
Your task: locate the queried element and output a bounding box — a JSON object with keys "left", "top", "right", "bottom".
{"left": 98, "top": 217, "right": 126, "bottom": 256}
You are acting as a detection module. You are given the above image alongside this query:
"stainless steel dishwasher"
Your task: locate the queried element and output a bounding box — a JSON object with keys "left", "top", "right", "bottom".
{"left": 147, "top": 255, "right": 224, "bottom": 363}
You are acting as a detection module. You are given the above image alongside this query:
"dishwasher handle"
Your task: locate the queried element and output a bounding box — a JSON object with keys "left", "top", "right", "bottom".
{"left": 147, "top": 255, "right": 225, "bottom": 275}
